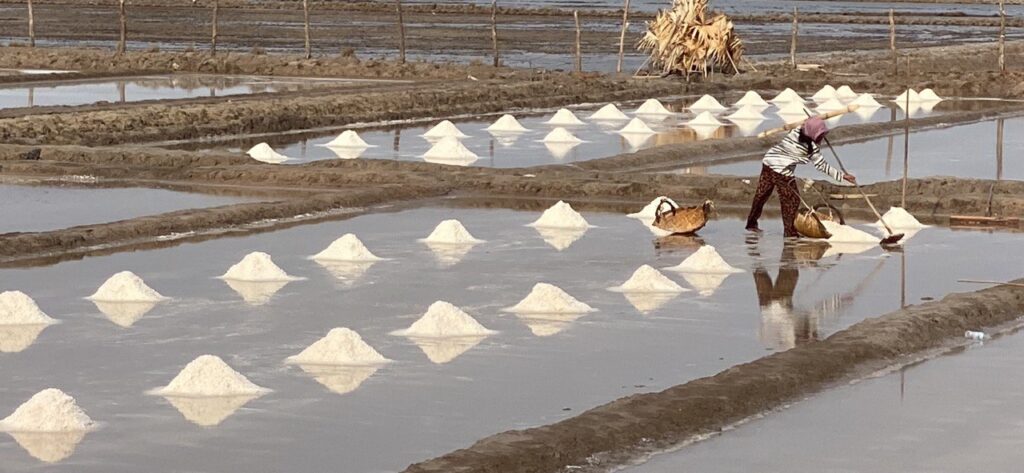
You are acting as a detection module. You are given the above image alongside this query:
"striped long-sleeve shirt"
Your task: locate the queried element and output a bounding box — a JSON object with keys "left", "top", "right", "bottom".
{"left": 762, "top": 129, "right": 843, "bottom": 182}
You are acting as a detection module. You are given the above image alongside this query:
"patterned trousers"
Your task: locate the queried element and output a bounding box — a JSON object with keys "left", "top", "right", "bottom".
{"left": 746, "top": 165, "right": 801, "bottom": 237}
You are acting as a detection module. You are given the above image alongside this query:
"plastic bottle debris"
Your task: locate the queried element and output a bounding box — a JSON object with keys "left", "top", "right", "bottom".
{"left": 965, "top": 330, "right": 988, "bottom": 341}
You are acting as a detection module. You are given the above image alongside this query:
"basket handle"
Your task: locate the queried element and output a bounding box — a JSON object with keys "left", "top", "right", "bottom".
{"left": 654, "top": 198, "right": 678, "bottom": 219}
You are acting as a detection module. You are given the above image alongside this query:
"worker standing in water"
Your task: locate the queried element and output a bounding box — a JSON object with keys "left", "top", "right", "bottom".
{"left": 745, "top": 117, "right": 856, "bottom": 237}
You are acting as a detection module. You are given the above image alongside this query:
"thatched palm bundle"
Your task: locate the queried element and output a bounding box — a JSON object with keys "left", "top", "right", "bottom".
{"left": 638, "top": 0, "right": 744, "bottom": 76}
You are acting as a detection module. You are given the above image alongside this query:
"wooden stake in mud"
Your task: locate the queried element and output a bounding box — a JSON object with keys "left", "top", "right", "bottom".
{"left": 302, "top": 0, "right": 311, "bottom": 59}
{"left": 210, "top": 0, "right": 219, "bottom": 55}
{"left": 616, "top": 0, "right": 631, "bottom": 73}
{"left": 27, "top": 0, "right": 35, "bottom": 47}
{"left": 491, "top": 0, "right": 499, "bottom": 67}
{"left": 999, "top": 0, "right": 1006, "bottom": 73}
{"left": 889, "top": 9, "right": 897, "bottom": 75}
{"left": 395, "top": 0, "right": 406, "bottom": 64}
{"left": 574, "top": 10, "right": 582, "bottom": 73}
{"left": 790, "top": 7, "right": 798, "bottom": 69}
{"left": 117, "top": 0, "right": 127, "bottom": 54}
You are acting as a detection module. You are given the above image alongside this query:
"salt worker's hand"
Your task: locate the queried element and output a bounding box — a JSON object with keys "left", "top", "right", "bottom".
{"left": 842, "top": 173, "right": 857, "bottom": 184}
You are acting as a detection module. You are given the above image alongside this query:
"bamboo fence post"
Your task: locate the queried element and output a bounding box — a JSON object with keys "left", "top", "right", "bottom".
{"left": 211, "top": 0, "right": 218, "bottom": 55}
{"left": 999, "top": 0, "right": 1006, "bottom": 73}
{"left": 491, "top": 0, "right": 499, "bottom": 67}
{"left": 889, "top": 9, "right": 897, "bottom": 75}
{"left": 616, "top": 0, "right": 630, "bottom": 73}
{"left": 395, "top": 0, "right": 406, "bottom": 64}
{"left": 302, "top": 0, "right": 311, "bottom": 59}
{"left": 790, "top": 7, "right": 798, "bottom": 69}
{"left": 573, "top": 10, "right": 582, "bottom": 73}
{"left": 27, "top": 0, "right": 35, "bottom": 47}
{"left": 117, "top": 0, "right": 127, "bottom": 54}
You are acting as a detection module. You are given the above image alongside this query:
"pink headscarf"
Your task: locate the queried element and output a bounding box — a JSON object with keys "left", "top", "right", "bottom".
{"left": 802, "top": 117, "right": 829, "bottom": 144}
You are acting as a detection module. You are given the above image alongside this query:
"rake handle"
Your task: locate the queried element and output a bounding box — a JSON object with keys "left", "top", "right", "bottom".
{"left": 821, "top": 136, "right": 898, "bottom": 237}
{"left": 757, "top": 104, "right": 860, "bottom": 139}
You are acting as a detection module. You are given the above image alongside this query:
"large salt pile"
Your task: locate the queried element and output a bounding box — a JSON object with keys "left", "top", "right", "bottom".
{"left": 919, "top": 88, "right": 943, "bottom": 102}
{"left": 87, "top": 271, "right": 168, "bottom": 302}
{"left": 287, "top": 328, "right": 391, "bottom": 366}
{"left": 835, "top": 85, "right": 858, "bottom": 99}
{"left": 505, "top": 283, "right": 596, "bottom": 314}
{"left": 541, "top": 127, "right": 583, "bottom": 144}
{"left": 852, "top": 93, "right": 882, "bottom": 108}
{"left": 688, "top": 111, "right": 724, "bottom": 127}
{"left": 608, "top": 265, "right": 687, "bottom": 293}
{"left": 391, "top": 301, "right": 496, "bottom": 338}
{"left": 324, "top": 130, "right": 373, "bottom": 148}
{"left": 0, "top": 291, "right": 58, "bottom": 326}
{"left": 220, "top": 252, "right": 299, "bottom": 282}
{"left": 620, "top": 133, "right": 654, "bottom": 150}
{"left": 770, "top": 88, "right": 804, "bottom": 103}
{"left": 776, "top": 101, "right": 811, "bottom": 117}
{"left": 665, "top": 245, "right": 743, "bottom": 274}
{"left": 422, "top": 136, "right": 479, "bottom": 161}
{"left": 545, "top": 108, "right": 586, "bottom": 126}
{"left": 627, "top": 196, "right": 677, "bottom": 219}
{"left": 734, "top": 90, "right": 769, "bottom": 107}
{"left": 0, "top": 389, "right": 94, "bottom": 432}
{"left": 422, "top": 220, "right": 484, "bottom": 245}
{"left": 816, "top": 98, "right": 847, "bottom": 112}
{"left": 811, "top": 85, "right": 838, "bottom": 101}
{"left": 688, "top": 94, "right": 726, "bottom": 112}
{"left": 590, "top": 103, "right": 630, "bottom": 121}
{"left": 634, "top": 99, "right": 674, "bottom": 116}
{"left": 895, "top": 89, "right": 921, "bottom": 104}
{"left": 326, "top": 146, "right": 367, "bottom": 160}
{"left": 820, "top": 220, "right": 880, "bottom": 243}
{"left": 544, "top": 141, "right": 581, "bottom": 160}
{"left": 873, "top": 207, "right": 928, "bottom": 230}
{"left": 528, "top": 200, "right": 590, "bottom": 230}
{"left": 422, "top": 120, "right": 469, "bottom": 139}
{"left": 486, "top": 114, "right": 530, "bottom": 133}
{"left": 726, "top": 106, "right": 766, "bottom": 121}
{"left": 311, "top": 234, "right": 385, "bottom": 262}
{"left": 246, "top": 142, "right": 290, "bottom": 164}
{"left": 618, "top": 118, "right": 656, "bottom": 135}
{"left": 151, "top": 355, "right": 269, "bottom": 397}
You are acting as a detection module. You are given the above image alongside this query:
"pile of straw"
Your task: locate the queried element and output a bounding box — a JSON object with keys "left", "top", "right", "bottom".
{"left": 638, "top": 0, "right": 744, "bottom": 77}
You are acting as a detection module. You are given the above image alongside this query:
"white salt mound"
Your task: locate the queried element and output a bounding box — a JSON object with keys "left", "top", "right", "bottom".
{"left": 589, "top": 104, "right": 630, "bottom": 121}
{"left": 665, "top": 245, "right": 743, "bottom": 274}
{"left": 423, "top": 136, "right": 478, "bottom": 160}
{"left": 0, "top": 291, "right": 57, "bottom": 326}
{"left": 776, "top": 101, "right": 811, "bottom": 116}
{"left": 852, "top": 93, "right": 882, "bottom": 108}
{"left": 528, "top": 200, "right": 590, "bottom": 230}
{"left": 835, "top": 85, "right": 858, "bottom": 99}
{"left": 220, "top": 252, "right": 299, "bottom": 282}
{"left": 816, "top": 98, "right": 847, "bottom": 112}
{"left": 153, "top": 355, "right": 268, "bottom": 397}
{"left": 545, "top": 108, "right": 586, "bottom": 126}
{"left": 422, "top": 219, "right": 484, "bottom": 244}
{"left": 628, "top": 196, "right": 677, "bottom": 219}
{"left": 918, "top": 88, "right": 942, "bottom": 102}
{"left": 542, "top": 127, "right": 583, "bottom": 144}
{"left": 734, "top": 90, "right": 769, "bottom": 107}
{"left": 311, "top": 234, "right": 384, "bottom": 262}
{"left": 609, "top": 265, "right": 686, "bottom": 293}
{"left": 392, "top": 301, "right": 495, "bottom": 338}
{"left": 635, "top": 99, "right": 674, "bottom": 115}
{"left": 618, "top": 118, "right": 656, "bottom": 135}
{"left": 688, "top": 111, "right": 724, "bottom": 127}
{"left": 874, "top": 207, "right": 928, "bottom": 230}
{"left": 87, "top": 271, "right": 167, "bottom": 303}
{"left": 246, "top": 142, "right": 289, "bottom": 163}
{"left": 505, "top": 283, "right": 596, "bottom": 314}
{"left": 688, "top": 94, "right": 726, "bottom": 112}
{"left": 727, "top": 106, "right": 766, "bottom": 121}
{"left": 811, "top": 85, "right": 838, "bottom": 101}
{"left": 0, "top": 389, "right": 94, "bottom": 432}
{"left": 895, "top": 89, "right": 921, "bottom": 104}
{"left": 821, "top": 220, "right": 880, "bottom": 243}
{"left": 770, "top": 88, "right": 804, "bottom": 103}
{"left": 325, "top": 130, "right": 372, "bottom": 148}
{"left": 422, "top": 120, "right": 468, "bottom": 139}
{"left": 486, "top": 114, "right": 529, "bottom": 133}
{"left": 287, "top": 328, "right": 391, "bottom": 366}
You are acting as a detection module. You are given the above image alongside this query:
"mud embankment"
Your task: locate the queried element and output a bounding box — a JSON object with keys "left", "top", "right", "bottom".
{"left": 404, "top": 281, "right": 1024, "bottom": 473}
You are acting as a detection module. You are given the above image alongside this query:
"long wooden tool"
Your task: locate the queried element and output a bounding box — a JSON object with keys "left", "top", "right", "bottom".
{"left": 958, "top": 279, "right": 1024, "bottom": 289}
{"left": 757, "top": 104, "right": 860, "bottom": 139}
{"left": 821, "top": 135, "right": 904, "bottom": 245}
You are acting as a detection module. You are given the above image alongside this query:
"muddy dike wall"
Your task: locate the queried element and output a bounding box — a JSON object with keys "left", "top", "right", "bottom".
{"left": 404, "top": 281, "right": 1024, "bottom": 473}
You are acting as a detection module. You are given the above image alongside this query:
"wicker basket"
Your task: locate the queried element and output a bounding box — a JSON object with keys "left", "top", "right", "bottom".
{"left": 653, "top": 199, "right": 714, "bottom": 235}
{"left": 795, "top": 204, "right": 844, "bottom": 239}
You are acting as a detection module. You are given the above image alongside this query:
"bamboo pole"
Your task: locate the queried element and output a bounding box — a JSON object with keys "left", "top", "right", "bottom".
{"left": 395, "top": 0, "right": 406, "bottom": 64}
{"left": 574, "top": 10, "right": 582, "bottom": 73}
{"left": 302, "top": 0, "right": 311, "bottom": 59}
{"left": 491, "top": 0, "right": 499, "bottom": 67}
{"left": 616, "top": 0, "right": 630, "bottom": 73}
{"left": 901, "top": 88, "right": 910, "bottom": 207}
{"left": 117, "top": 0, "right": 127, "bottom": 54}
{"left": 211, "top": 0, "right": 218, "bottom": 55}
{"left": 889, "top": 9, "right": 897, "bottom": 75}
{"left": 999, "top": 0, "right": 1006, "bottom": 73}
{"left": 790, "top": 7, "right": 798, "bottom": 69}
{"left": 885, "top": 107, "right": 895, "bottom": 175}
{"left": 27, "top": 0, "right": 34, "bottom": 48}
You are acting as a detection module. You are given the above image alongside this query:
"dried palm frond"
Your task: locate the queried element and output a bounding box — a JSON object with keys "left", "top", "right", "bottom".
{"left": 638, "top": 0, "right": 744, "bottom": 77}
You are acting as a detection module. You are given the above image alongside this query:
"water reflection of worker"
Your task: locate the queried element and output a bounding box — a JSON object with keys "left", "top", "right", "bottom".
{"left": 746, "top": 117, "right": 855, "bottom": 237}
{"left": 755, "top": 244, "right": 819, "bottom": 351}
